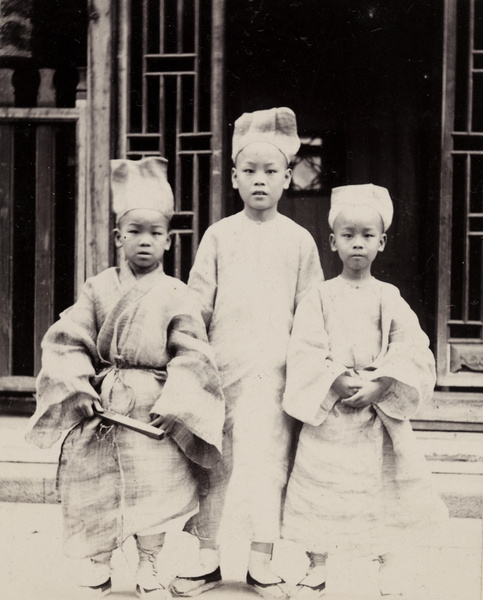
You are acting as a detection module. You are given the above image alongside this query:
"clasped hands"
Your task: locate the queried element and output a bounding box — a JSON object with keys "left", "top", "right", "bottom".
{"left": 71, "top": 395, "right": 177, "bottom": 434}
{"left": 332, "top": 373, "right": 391, "bottom": 408}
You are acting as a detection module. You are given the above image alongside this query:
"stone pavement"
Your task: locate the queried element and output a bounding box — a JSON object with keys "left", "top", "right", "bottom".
{"left": 0, "top": 502, "right": 481, "bottom": 600}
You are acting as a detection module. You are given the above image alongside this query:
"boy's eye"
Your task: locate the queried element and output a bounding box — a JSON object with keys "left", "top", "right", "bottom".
{"left": 243, "top": 168, "right": 254, "bottom": 174}
{"left": 128, "top": 229, "right": 139, "bottom": 234}
{"left": 267, "top": 169, "right": 277, "bottom": 174}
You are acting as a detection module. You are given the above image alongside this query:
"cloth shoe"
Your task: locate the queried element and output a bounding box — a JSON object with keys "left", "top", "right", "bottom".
{"left": 291, "top": 560, "right": 326, "bottom": 599}
{"left": 75, "top": 554, "right": 112, "bottom": 598}
{"left": 75, "top": 579, "right": 112, "bottom": 599}
{"left": 169, "top": 547, "right": 222, "bottom": 597}
{"left": 246, "top": 571, "right": 289, "bottom": 600}
{"left": 169, "top": 566, "right": 222, "bottom": 597}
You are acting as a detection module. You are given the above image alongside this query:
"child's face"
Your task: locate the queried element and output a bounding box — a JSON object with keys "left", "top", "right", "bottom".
{"left": 330, "top": 205, "right": 386, "bottom": 278}
{"left": 115, "top": 208, "right": 171, "bottom": 276}
{"left": 232, "top": 142, "right": 291, "bottom": 221}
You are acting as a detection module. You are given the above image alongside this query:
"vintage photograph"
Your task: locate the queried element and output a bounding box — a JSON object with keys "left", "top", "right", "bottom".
{"left": 0, "top": 1, "right": 481, "bottom": 599}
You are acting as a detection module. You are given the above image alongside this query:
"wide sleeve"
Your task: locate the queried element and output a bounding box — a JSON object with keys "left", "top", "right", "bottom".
{"left": 26, "top": 280, "right": 101, "bottom": 448}
{"left": 283, "top": 286, "right": 348, "bottom": 426}
{"left": 368, "top": 287, "right": 436, "bottom": 420}
{"left": 294, "top": 230, "right": 324, "bottom": 309}
{"left": 150, "top": 289, "right": 225, "bottom": 467}
{"left": 187, "top": 227, "right": 218, "bottom": 329}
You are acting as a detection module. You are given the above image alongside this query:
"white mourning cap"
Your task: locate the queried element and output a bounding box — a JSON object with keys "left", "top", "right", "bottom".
{"left": 328, "top": 183, "right": 393, "bottom": 231}
{"left": 110, "top": 157, "right": 174, "bottom": 221}
{"left": 232, "top": 107, "right": 301, "bottom": 164}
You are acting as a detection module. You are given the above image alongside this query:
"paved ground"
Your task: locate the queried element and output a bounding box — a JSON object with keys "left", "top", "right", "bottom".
{"left": 0, "top": 502, "right": 481, "bottom": 600}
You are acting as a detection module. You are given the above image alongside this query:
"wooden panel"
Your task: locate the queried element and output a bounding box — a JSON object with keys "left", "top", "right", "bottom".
{"left": 0, "top": 108, "right": 79, "bottom": 121}
{"left": 450, "top": 342, "right": 483, "bottom": 372}
{"left": 0, "top": 124, "right": 14, "bottom": 375}
{"left": 0, "top": 376, "right": 36, "bottom": 393}
{"left": 411, "top": 420, "right": 483, "bottom": 433}
{"left": 415, "top": 390, "right": 483, "bottom": 422}
{"left": 34, "top": 125, "right": 55, "bottom": 375}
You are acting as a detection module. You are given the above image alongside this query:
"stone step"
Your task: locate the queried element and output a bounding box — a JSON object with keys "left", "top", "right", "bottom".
{"left": 1, "top": 461, "right": 481, "bottom": 518}
{"left": 1, "top": 416, "right": 482, "bottom": 516}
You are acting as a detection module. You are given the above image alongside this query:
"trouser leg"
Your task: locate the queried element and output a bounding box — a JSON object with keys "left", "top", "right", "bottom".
{"left": 135, "top": 533, "right": 167, "bottom": 596}
{"left": 184, "top": 426, "right": 233, "bottom": 546}
{"left": 168, "top": 430, "right": 232, "bottom": 596}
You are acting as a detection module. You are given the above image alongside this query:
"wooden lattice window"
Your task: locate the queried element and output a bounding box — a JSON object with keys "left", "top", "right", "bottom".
{"left": 118, "top": 0, "right": 225, "bottom": 282}
{"left": 438, "top": 0, "right": 483, "bottom": 385}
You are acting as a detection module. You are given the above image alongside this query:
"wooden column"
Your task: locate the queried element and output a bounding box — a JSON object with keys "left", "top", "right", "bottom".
{"left": 75, "top": 68, "right": 88, "bottom": 298}
{"left": 210, "top": 0, "right": 225, "bottom": 224}
{"left": 437, "top": 0, "right": 458, "bottom": 383}
{"left": 86, "top": 0, "right": 113, "bottom": 278}
{"left": 0, "top": 123, "right": 13, "bottom": 375}
{"left": 34, "top": 125, "right": 55, "bottom": 374}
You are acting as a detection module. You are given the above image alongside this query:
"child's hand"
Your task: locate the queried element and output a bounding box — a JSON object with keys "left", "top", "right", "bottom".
{"left": 332, "top": 374, "right": 363, "bottom": 399}
{"left": 72, "top": 396, "right": 103, "bottom": 418}
{"left": 149, "top": 414, "right": 177, "bottom": 435}
{"left": 341, "top": 377, "right": 392, "bottom": 409}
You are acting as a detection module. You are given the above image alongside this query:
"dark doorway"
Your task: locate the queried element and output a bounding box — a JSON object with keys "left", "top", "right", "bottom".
{"left": 225, "top": 0, "right": 444, "bottom": 338}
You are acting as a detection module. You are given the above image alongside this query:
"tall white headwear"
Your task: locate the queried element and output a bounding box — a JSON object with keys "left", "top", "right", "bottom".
{"left": 231, "top": 107, "right": 301, "bottom": 165}
{"left": 110, "top": 157, "right": 174, "bottom": 222}
{"left": 328, "top": 184, "right": 393, "bottom": 231}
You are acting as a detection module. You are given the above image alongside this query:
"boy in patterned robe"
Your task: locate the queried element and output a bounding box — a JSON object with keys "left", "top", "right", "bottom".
{"left": 27, "top": 158, "right": 225, "bottom": 600}
{"left": 281, "top": 184, "right": 447, "bottom": 599}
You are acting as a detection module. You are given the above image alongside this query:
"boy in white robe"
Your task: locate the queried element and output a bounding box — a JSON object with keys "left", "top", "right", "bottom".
{"left": 281, "top": 184, "right": 447, "bottom": 599}
{"left": 170, "top": 108, "right": 323, "bottom": 599}
{"left": 26, "top": 158, "right": 225, "bottom": 600}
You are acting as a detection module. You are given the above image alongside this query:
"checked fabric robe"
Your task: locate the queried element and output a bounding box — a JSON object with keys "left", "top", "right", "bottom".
{"left": 282, "top": 276, "right": 447, "bottom": 556}
{"left": 27, "top": 262, "right": 225, "bottom": 558}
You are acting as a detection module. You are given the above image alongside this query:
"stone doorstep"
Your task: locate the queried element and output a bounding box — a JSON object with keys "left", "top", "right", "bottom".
{"left": 0, "top": 461, "right": 481, "bottom": 518}
{"left": 0, "top": 462, "right": 57, "bottom": 503}
{"left": 1, "top": 415, "right": 482, "bottom": 514}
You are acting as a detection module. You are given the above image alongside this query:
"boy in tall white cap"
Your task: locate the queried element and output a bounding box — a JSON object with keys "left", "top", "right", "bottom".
{"left": 26, "top": 157, "right": 225, "bottom": 599}
{"left": 169, "top": 108, "right": 323, "bottom": 600}
{"left": 281, "top": 184, "right": 447, "bottom": 599}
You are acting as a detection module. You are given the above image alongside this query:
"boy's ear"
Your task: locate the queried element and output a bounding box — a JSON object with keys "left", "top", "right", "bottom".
{"left": 114, "top": 228, "right": 123, "bottom": 249}
{"left": 378, "top": 233, "right": 387, "bottom": 252}
{"left": 329, "top": 232, "right": 337, "bottom": 252}
{"left": 165, "top": 232, "right": 172, "bottom": 251}
{"left": 283, "top": 168, "right": 292, "bottom": 190}
{"left": 231, "top": 167, "right": 238, "bottom": 189}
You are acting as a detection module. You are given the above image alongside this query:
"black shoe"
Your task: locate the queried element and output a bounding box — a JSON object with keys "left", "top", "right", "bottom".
{"left": 246, "top": 571, "right": 289, "bottom": 600}
{"left": 79, "top": 578, "right": 112, "bottom": 598}
{"left": 169, "top": 566, "right": 222, "bottom": 597}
